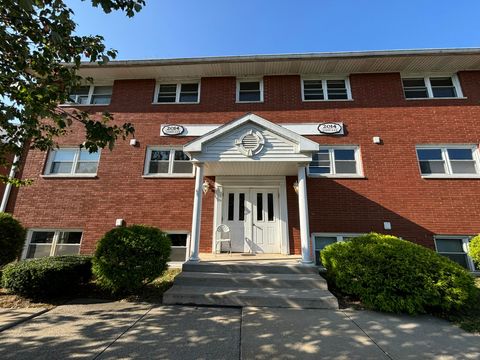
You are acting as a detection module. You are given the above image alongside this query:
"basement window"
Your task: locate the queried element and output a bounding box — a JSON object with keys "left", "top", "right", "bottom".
{"left": 416, "top": 145, "right": 480, "bottom": 178}
{"left": 434, "top": 236, "right": 476, "bottom": 271}
{"left": 44, "top": 148, "right": 100, "bottom": 176}
{"left": 168, "top": 233, "right": 189, "bottom": 262}
{"left": 237, "top": 79, "right": 263, "bottom": 102}
{"left": 24, "top": 230, "right": 82, "bottom": 259}
{"left": 144, "top": 147, "right": 194, "bottom": 177}
{"left": 402, "top": 75, "right": 463, "bottom": 99}
{"left": 155, "top": 82, "right": 200, "bottom": 103}
{"left": 67, "top": 85, "right": 113, "bottom": 105}
{"left": 302, "top": 77, "right": 352, "bottom": 101}
{"left": 312, "top": 233, "right": 361, "bottom": 266}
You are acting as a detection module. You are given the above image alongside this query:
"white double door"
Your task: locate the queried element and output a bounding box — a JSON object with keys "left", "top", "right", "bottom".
{"left": 222, "top": 188, "right": 280, "bottom": 253}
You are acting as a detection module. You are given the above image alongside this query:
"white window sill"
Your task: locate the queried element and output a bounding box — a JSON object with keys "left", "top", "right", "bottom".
{"left": 421, "top": 175, "right": 480, "bottom": 179}
{"left": 41, "top": 174, "right": 98, "bottom": 179}
{"left": 142, "top": 174, "right": 195, "bottom": 179}
{"left": 405, "top": 97, "right": 468, "bottom": 101}
{"left": 236, "top": 100, "right": 264, "bottom": 104}
{"left": 302, "top": 99, "right": 354, "bottom": 102}
{"left": 152, "top": 102, "right": 200, "bottom": 105}
{"left": 308, "top": 174, "right": 365, "bottom": 179}
{"left": 58, "top": 103, "right": 110, "bottom": 107}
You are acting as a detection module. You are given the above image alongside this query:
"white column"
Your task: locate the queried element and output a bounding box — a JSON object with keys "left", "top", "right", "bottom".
{"left": 297, "top": 165, "right": 313, "bottom": 264}
{"left": 189, "top": 163, "right": 204, "bottom": 262}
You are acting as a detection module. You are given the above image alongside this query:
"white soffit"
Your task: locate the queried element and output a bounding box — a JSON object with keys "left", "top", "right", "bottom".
{"left": 76, "top": 48, "right": 480, "bottom": 80}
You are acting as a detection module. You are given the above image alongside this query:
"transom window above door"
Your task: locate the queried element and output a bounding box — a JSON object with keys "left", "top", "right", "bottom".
{"left": 416, "top": 145, "right": 480, "bottom": 178}
{"left": 402, "top": 75, "right": 463, "bottom": 99}
{"left": 44, "top": 148, "right": 100, "bottom": 177}
{"left": 302, "top": 77, "right": 352, "bottom": 101}
{"left": 236, "top": 79, "right": 263, "bottom": 102}
{"left": 154, "top": 82, "right": 200, "bottom": 103}
{"left": 308, "top": 146, "right": 362, "bottom": 177}
{"left": 144, "top": 147, "right": 194, "bottom": 177}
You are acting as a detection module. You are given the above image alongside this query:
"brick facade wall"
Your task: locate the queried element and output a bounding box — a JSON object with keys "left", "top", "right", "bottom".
{"left": 11, "top": 71, "right": 480, "bottom": 255}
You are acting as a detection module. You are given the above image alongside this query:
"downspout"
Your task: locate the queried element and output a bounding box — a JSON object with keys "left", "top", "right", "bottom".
{"left": 0, "top": 154, "right": 20, "bottom": 212}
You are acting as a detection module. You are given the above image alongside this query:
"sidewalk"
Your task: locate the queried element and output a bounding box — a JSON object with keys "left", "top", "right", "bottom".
{"left": 0, "top": 300, "right": 478, "bottom": 359}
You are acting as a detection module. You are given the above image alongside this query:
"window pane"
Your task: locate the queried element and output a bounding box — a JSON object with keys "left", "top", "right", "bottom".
{"left": 404, "top": 89, "right": 429, "bottom": 99}
{"left": 313, "top": 150, "right": 329, "bottom": 161}
{"left": 53, "top": 150, "right": 76, "bottom": 162}
{"left": 151, "top": 150, "right": 170, "bottom": 161}
{"left": 181, "top": 83, "right": 198, "bottom": 92}
{"left": 430, "top": 77, "right": 453, "bottom": 87}
{"left": 447, "top": 148, "right": 473, "bottom": 160}
{"left": 179, "top": 83, "right": 199, "bottom": 102}
{"left": 257, "top": 193, "right": 263, "bottom": 221}
{"left": 91, "top": 95, "right": 111, "bottom": 105}
{"left": 54, "top": 245, "right": 80, "bottom": 256}
{"left": 57, "top": 232, "right": 82, "bottom": 244}
{"left": 326, "top": 80, "right": 348, "bottom": 99}
{"left": 403, "top": 79, "right": 426, "bottom": 87}
{"left": 179, "top": 93, "right": 198, "bottom": 102}
{"left": 309, "top": 166, "right": 330, "bottom": 174}
{"left": 174, "top": 151, "right": 189, "bottom": 161}
{"left": 228, "top": 193, "right": 234, "bottom": 221}
{"left": 158, "top": 84, "right": 177, "bottom": 102}
{"left": 70, "top": 86, "right": 90, "bottom": 96}
{"left": 149, "top": 162, "right": 169, "bottom": 174}
{"left": 403, "top": 78, "right": 428, "bottom": 98}
{"left": 93, "top": 86, "right": 112, "bottom": 95}
{"left": 26, "top": 244, "right": 52, "bottom": 258}
{"left": 267, "top": 193, "right": 274, "bottom": 221}
{"left": 436, "top": 238, "right": 464, "bottom": 252}
{"left": 51, "top": 162, "right": 73, "bottom": 174}
{"left": 419, "top": 161, "right": 446, "bottom": 174}
{"left": 31, "top": 231, "right": 55, "bottom": 244}
{"left": 335, "top": 161, "right": 357, "bottom": 174}
{"left": 239, "top": 91, "right": 261, "bottom": 102}
{"left": 441, "top": 253, "right": 469, "bottom": 268}
{"left": 79, "top": 150, "right": 100, "bottom": 161}
{"left": 240, "top": 82, "right": 260, "bottom": 91}
{"left": 417, "top": 149, "right": 442, "bottom": 160}
{"left": 432, "top": 87, "right": 456, "bottom": 98}
{"left": 172, "top": 162, "right": 193, "bottom": 174}
{"left": 169, "top": 234, "right": 187, "bottom": 247}
{"left": 76, "top": 162, "right": 98, "bottom": 174}
{"left": 334, "top": 149, "right": 355, "bottom": 161}
{"left": 239, "top": 193, "right": 245, "bottom": 221}
{"left": 450, "top": 161, "right": 477, "bottom": 174}
{"left": 303, "top": 80, "right": 324, "bottom": 100}
{"left": 314, "top": 236, "right": 337, "bottom": 265}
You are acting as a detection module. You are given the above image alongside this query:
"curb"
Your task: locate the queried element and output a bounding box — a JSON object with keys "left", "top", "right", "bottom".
{"left": 0, "top": 308, "right": 52, "bottom": 333}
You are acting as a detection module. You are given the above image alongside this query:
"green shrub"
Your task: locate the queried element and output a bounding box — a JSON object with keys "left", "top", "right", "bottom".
{"left": 0, "top": 212, "right": 27, "bottom": 266}
{"left": 92, "top": 225, "right": 171, "bottom": 294}
{"left": 1, "top": 255, "right": 92, "bottom": 299}
{"left": 469, "top": 235, "right": 480, "bottom": 268}
{"left": 321, "top": 233, "right": 477, "bottom": 315}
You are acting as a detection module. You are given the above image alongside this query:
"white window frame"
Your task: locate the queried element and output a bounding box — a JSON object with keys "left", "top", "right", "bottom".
{"left": 63, "top": 84, "right": 113, "bottom": 106}
{"left": 312, "top": 232, "right": 363, "bottom": 266}
{"left": 43, "top": 147, "right": 101, "bottom": 178}
{"left": 22, "top": 229, "right": 83, "bottom": 259}
{"left": 434, "top": 235, "right": 477, "bottom": 272}
{"left": 165, "top": 231, "right": 191, "bottom": 265}
{"left": 301, "top": 75, "right": 353, "bottom": 101}
{"left": 308, "top": 146, "right": 363, "bottom": 178}
{"left": 416, "top": 144, "right": 480, "bottom": 179}
{"left": 143, "top": 146, "right": 195, "bottom": 178}
{"left": 236, "top": 78, "right": 264, "bottom": 103}
{"left": 153, "top": 80, "right": 201, "bottom": 104}
{"left": 401, "top": 74, "right": 464, "bottom": 100}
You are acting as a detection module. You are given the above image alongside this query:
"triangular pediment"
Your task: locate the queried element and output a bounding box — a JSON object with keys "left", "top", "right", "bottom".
{"left": 184, "top": 114, "right": 319, "bottom": 162}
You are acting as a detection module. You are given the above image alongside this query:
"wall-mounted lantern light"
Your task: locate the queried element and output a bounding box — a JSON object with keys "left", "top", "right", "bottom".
{"left": 293, "top": 181, "right": 299, "bottom": 194}
{"left": 202, "top": 180, "right": 210, "bottom": 195}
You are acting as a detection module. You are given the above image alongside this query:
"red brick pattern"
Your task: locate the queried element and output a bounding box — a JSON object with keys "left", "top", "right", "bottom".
{"left": 10, "top": 71, "right": 480, "bottom": 255}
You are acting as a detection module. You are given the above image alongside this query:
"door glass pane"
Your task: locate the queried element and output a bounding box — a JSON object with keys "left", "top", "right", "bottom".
{"left": 239, "top": 193, "right": 245, "bottom": 221}
{"left": 256, "top": 193, "right": 263, "bottom": 221}
{"left": 228, "top": 193, "right": 234, "bottom": 221}
{"left": 267, "top": 193, "right": 274, "bottom": 221}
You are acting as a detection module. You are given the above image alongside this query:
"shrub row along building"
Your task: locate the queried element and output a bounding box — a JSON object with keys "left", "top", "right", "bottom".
{"left": 2, "top": 48, "right": 480, "bottom": 271}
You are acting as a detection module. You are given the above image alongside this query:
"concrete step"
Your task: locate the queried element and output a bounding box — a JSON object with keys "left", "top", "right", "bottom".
{"left": 175, "top": 272, "right": 329, "bottom": 290}
{"left": 182, "top": 262, "right": 319, "bottom": 275}
{"left": 163, "top": 285, "right": 339, "bottom": 309}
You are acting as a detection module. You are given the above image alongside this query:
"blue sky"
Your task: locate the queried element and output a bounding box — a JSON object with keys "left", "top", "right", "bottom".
{"left": 68, "top": 0, "right": 480, "bottom": 60}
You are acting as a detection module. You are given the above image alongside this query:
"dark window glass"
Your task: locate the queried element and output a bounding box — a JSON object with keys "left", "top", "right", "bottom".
{"left": 169, "top": 234, "right": 188, "bottom": 261}
{"left": 228, "top": 193, "right": 234, "bottom": 221}
{"left": 149, "top": 150, "right": 170, "bottom": 174}
{"left": 267, "top": 193, "right": 274, "bottom": 221}
{"left": 239, "top": 81, "right": 261, "bottom": 102}
{"left": 91, "top": 86, "right": 112, "bottom": 104}
{"left": 326, "top": 80, "right": 348, "bottom": 99}
{"left": 57, "top": 232, "right": 82, "bottom": 244}
{"left": 157, "top": 84, "right": 177, "bottom": 102}
{"left": 169, "top": 234, "right": 187, "bottom": 247}
{"left": 179, "top": 83, "right": 199, "bottom": 102}
{"left": 430, "top": 77, "right": 457, "bottom": 98}
{"left": 334, "top": 149, "right": 355, "bottom": 161}
{"left": 447, "top": 149, "right": 473, "bottom": 160}
{"left": 303, "top": 80, "right": 324, "bottom": 100}
{"left": 403, "top": 78, "right": 428, "bottom": 98}
{"left": 256, "top": 193, "right": 263, "bottom": 221}
{"left": 309, "top": 150, "right": 330, "bottom": 174}
{"left": 417, "top": 149, "right": 442, "bottom": 160}
{"left": 239, "top": 193, "right": 245, "bottom": 221}
{"left": 314, "top": 236, "right": 337, "bottom": 265}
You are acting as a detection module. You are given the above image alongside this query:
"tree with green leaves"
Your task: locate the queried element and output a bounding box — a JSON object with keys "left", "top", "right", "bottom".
{"left": 0, "top": 0, "right": 145, "bottom": 184}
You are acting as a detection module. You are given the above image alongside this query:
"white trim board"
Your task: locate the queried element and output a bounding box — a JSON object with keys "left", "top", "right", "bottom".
{"left": 160, "top": 122, "right": 344, "bottom": 136}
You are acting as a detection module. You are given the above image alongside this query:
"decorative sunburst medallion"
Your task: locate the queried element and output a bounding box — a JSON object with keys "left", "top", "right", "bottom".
{"left": 235, "top": 129, "right": 265, "bottom": 157}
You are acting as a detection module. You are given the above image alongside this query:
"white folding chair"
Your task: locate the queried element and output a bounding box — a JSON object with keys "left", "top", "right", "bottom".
{"left": 215, "top": 224, "right": 232, "bottom": 255}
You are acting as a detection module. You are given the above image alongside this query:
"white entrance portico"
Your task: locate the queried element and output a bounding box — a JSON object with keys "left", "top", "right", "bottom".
{"left": 183, "top": 113, "right": 319, "bottom": 264}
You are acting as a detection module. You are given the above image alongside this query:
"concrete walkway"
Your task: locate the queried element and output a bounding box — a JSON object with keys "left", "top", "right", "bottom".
{"left": 0, "top": 300, "right": 478, "bottom": 360}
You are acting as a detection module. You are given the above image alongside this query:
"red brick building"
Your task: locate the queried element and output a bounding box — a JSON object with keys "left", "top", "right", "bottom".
{"left": 5, "top": 49, "right": 480, "bottom": 270}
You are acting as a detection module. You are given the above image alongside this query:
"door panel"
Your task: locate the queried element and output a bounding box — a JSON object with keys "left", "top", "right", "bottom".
{"left": 223, "top": 190, "right": 248, "bottom": 252}
{"left": 252, "top": 189, "right": 279, "bottom": 253}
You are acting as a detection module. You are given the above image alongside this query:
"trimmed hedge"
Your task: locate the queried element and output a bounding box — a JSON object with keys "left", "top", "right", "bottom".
{"left": 321, "top": 233, "right": 477, "bottom": 314}
{"left": 469, "top": 235, "right": 480, "bottom": 268}
{"left": 92, "top": 225, "right": 171, "bottom": 294}
{"left": 1, "top": 255, "right": 92, "bottom": 299}
{"left": 0, "top": 212, "right": 27, "bottom": 266}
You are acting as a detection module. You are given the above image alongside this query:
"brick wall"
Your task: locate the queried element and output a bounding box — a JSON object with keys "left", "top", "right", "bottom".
{"left": 11, "top": 71, "right": 480, "bottom": 255}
